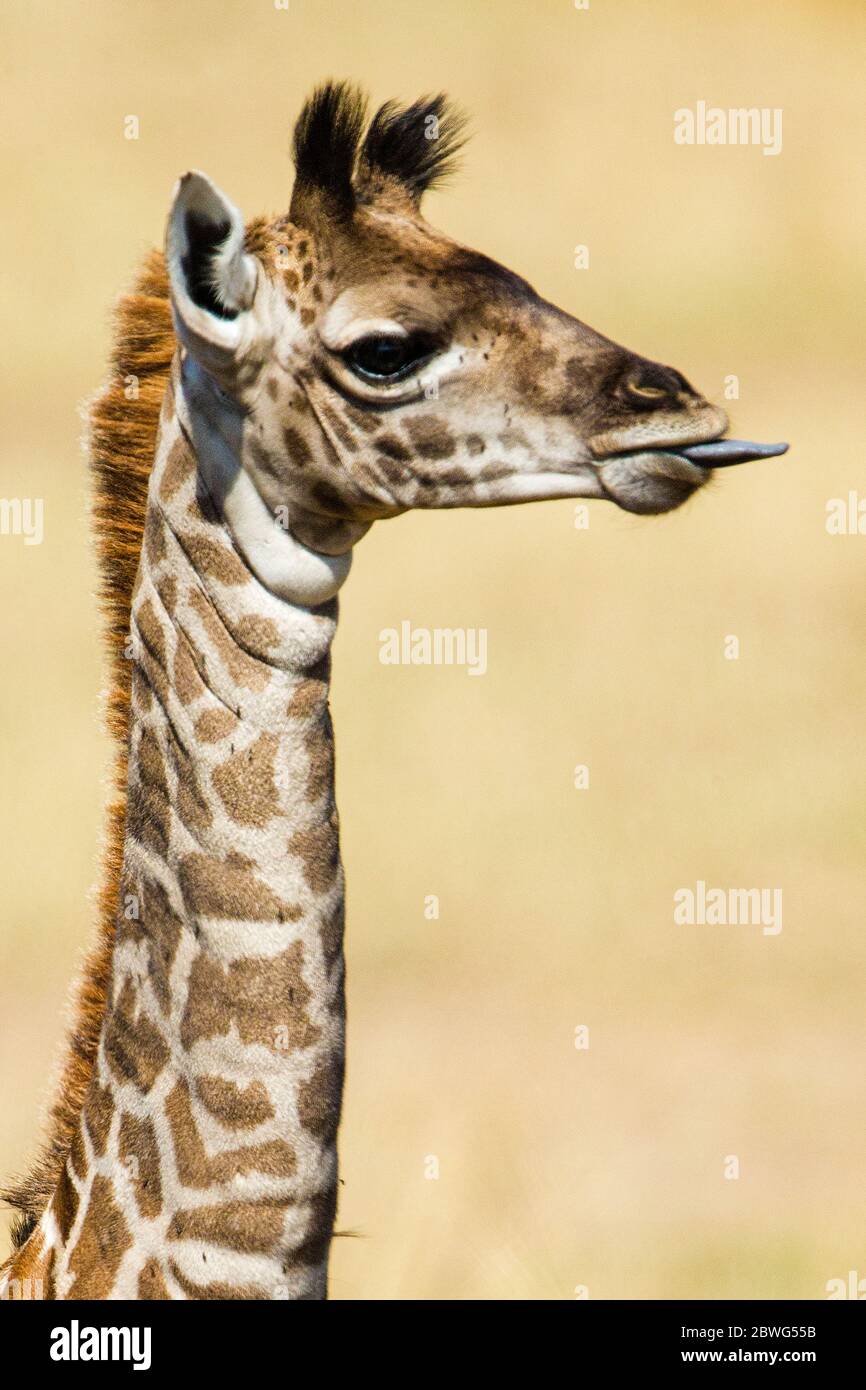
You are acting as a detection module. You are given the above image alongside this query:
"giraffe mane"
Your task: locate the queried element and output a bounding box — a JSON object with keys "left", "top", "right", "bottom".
{"left": 1, "top": 250, "right": 176, "bottom": 1244}
{"left": 2, "top": 219, "right": 274, "bottom": 1250}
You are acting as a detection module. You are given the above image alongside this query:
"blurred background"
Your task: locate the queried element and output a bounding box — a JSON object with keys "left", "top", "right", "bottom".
{"left": 1, "top": 0, "right": 864, "bottom": 1299}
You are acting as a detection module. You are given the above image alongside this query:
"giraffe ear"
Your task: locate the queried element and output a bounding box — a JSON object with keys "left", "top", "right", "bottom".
{"left": 166, "top": 171, "right": 258, "bottom": 362}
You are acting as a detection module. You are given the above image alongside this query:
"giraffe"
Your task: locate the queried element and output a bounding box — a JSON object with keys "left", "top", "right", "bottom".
{"left": 0, "top": 83, "right": 786, "bottom": 1301}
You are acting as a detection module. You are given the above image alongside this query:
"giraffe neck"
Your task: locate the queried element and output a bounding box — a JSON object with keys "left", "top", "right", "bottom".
{"left": 42, "top": 358, "right": 348, "bottom": 1300}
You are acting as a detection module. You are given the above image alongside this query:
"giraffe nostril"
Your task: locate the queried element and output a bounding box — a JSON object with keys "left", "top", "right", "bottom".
{"left": 619, "top": 361, "right": 693, "bottom": 409}
{"left": 626, "top": 378, "right": 669, "bottom": 402}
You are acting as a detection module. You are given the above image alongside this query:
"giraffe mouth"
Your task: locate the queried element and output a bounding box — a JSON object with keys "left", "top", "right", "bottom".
{"left": 597, "top": 436, "right": 789, "bottom": 476}
{"left": 595, "top": 439, "right": 788, "bottom": 515}
{"left": 606, "top": 438, "right": 789, "bottom": 469}
{"left": 658, "top": 439, "right": 789, "bottom": 468}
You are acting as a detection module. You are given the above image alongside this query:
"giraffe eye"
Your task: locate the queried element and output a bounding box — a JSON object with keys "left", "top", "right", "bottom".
{"left": 344, "top": 333, "right": 435, "bottom": 383}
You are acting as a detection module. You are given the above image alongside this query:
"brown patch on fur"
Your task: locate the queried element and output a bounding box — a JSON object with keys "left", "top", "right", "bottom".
{"left": 375, "top": 432, "right": 411, "bottom": 462}
{"left": 176, "top": 773, "right": 213, "bottom": 836}
{"left": 66, "top": 1175, "right": 133, "bottom": 1299}
{"left": 283, "top": 423, "right": 313, "bottom": 467}
{"left": 195, "top": 1075, "right": 275, "bottom": 1130}
{"left": 136, "top": 596, "right": 168, "bottom": 666}
{"left": 104, "top": 978, "right": 171, "bottom": 1092}
{"left": 195, "top": 707, "right": 239, "bottom": 743}
{"left": 119, "top": 1111, "right": 163, "bottom": 1220}
{"left": 288, "top": 809, "right": 341, "bottom": 893}
{"left": 234, "top": 613, "right": 282, "bottom": 657}
{"left": 344, "top": 403, "right": 381, "bottom": 434}
{"left": 179, "top": 850, "right": 301, "bottom": 922}
{"left": 144, "top": 507, "right": 166, "bottom": 567}
{"left": 127, "top": 723, "right": 172, "bottom": 856}
{"left": 137, "top": 725, "right": 168, "bottom": 793}
{"left": 311, "top": 480, "right": 354, "bottom": 517}
{"left": 297, "top": 1057, "right": 343, "bottom": 1142}
{"left": 132, "top": 665, "right": 154, "bottom": 714}
{"left": 83, "top": 1080, "right": 115, "bottom": 1158}
{"left": 319, "top": 895, "right": 345, "bottom": 972}
{"left": 246, "top": 432, "right": 285, "bottom": 483}
{"left": 166, "top": 1077, "right": 297, "bottom": 1188}
{"left": 174, "top": 634, "right": 207, "bottom": 706}
{"left": 180, "top": 941, "right": 320, "bottom": 1053}
{"left": 50, "top": 1164, "right": 80, "bottom": 1243}
{"left": 304, "top": 710, "right": 335, "bottom": 803}
{"left": 168, "top": 1200, "right": 285, "bottom": 1253}
{"left": 405, "top": 414, "right": 456, "bottom": 459}
{"left": 68, "top": 1128, "right": 86, "bottom": 1182}
{"left": 44, "top": 1247, "right": 58, "bottom": 1300}
{"left": 160, "top": 435, "right": 196, "bottom": 502}
{"left": 212, "top": 732, "right": 282, "bottom": 827}
{"left": 376, "top": 453, "right": 410, "bottom": 485}
{"left": 170, "top": 739, "right": 214, "bottom": 836}
{"left": 157, "top": 572, "right": 178, "bottom": 616}
{"left": 287, "top": 675, "right": 328, "bottom": 720}
{"left": 178, "top": 530, "right": 249, "bottom": 586}
{"left": 136, "top": 599, "right": 183, "bottom": 717}
{"left": 138, "top": 1257, "right": 172, "bottom": 1299}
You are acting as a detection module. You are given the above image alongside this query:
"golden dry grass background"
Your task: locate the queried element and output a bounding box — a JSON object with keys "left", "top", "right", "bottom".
{"left": 1, "top": 0, "right": 864, "bottom": 1299}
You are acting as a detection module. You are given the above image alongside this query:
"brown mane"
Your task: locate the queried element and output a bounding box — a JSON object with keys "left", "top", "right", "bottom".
{"left": 2, "top": 249, "right": 175, "bottom": 1245}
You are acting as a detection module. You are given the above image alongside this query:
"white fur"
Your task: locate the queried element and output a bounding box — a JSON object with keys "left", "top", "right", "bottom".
{"left": 180, "top": 358, "right": 352, "bottom": 606}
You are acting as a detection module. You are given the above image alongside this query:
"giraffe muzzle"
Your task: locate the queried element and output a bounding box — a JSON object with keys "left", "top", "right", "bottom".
{"left": 596, "top": 437, "right": 789, "bottom": 514}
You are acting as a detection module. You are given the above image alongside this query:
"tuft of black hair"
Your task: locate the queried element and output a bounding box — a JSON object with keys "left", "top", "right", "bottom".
{"left": 360, "top": 94, "right": 468, "bottom": 201}
{"left": 291, "top": 82, "right": 468, "bottom": 216}
{"left": 9, "top": 1208, "right": 37, "bottom": 1250}
{"left": 292, "top": 80, "right": 369, "bottom": 213}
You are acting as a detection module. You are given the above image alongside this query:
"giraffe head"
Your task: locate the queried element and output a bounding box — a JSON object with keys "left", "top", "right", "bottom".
{"left": 166, "top": 83, "right": 786, "bottom": 564}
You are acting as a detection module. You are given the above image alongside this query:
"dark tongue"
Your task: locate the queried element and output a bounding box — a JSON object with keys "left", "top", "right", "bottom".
{"left": 679, "top": 439, "right": 789, "bottom": 468}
